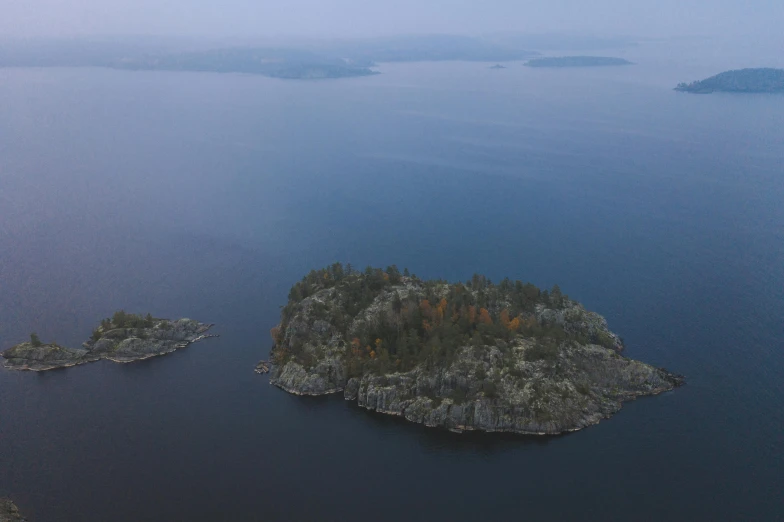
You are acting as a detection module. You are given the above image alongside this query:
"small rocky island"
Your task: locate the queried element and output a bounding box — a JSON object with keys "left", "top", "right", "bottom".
{"left": 489, "top": 64, "right": 507, "bottom": 69}
{"left": 525, "top": 56, "right": 633, "bottom": 67}
{"left": 675, "top": 68, "right": 784, "bottom": 93}
{"left": 267, "top": 264, "right": 683, "bottom": 435}
{"left": 2, "top": 311, "right": 216, "bottom": 371}
{"left": 0, "top": 499, "right": 26, "bottom": 522}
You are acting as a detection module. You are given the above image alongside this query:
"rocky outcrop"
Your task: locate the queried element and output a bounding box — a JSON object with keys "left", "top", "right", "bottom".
{"left": 2, "top": 319, "right": 216, "bottom": 371}
{"left": 276, "top": 335, "right": 682, "bottom": 435}
{"left": 268, "top": 270, "right": 683, "bottom": 436}
{"left": 270, "top": 291, "right": 347, "bottom": 395}
{"left": 349, "top": 341, "right": 681, "bottom": 434}
{"left": 536, "top": 303, "right": 624, "bottom": 351}
{"left": 0, "top": 499, "right": 26, "bottom": 522}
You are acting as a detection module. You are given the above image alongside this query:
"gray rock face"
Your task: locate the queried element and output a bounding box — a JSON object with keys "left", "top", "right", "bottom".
{"left": 2, "top": 319, "right": 215, "bottom": 371}
{"left": 270, "top": 291, "right": 347, "bottom": 394}
{"left": 270, "top": 278, "right": 684, "bottom": 436}
{"left": 0, "top": 499, "right": 26, "bottom": 522}
{"left": 272, "top": 360, "right": 345, "bottom": 395}
{"left": 536, "top": 303, "right": 624, "bottom": 351}
{"left": 353, "top": 342, "right": 681, "bottom": 434}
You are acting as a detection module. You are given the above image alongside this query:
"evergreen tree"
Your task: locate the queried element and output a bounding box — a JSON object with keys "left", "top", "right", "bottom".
{"left": 551, "top": 284, "right": 563, "bottom": 308}
{"left": 386, "top": 265, "right": 402, "bottom": 284}
{"left": 112, "top": 310, "right": 128, "bottom": 328}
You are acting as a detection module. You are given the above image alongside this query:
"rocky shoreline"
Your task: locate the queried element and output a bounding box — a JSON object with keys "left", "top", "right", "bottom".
{"left": 343, "top": 345, "right": 682, "bottom": 435}
{"left": 0, "top": 499, "right": 26, "bottom": 522}
{"left": 2, "top": 318, "right": 216, "bottom": 371}
{"left": 267, "top": 265, "right": 684, "bottom": 436}
{"left": 271, "top": 341, "right": 683, "bottom": 435}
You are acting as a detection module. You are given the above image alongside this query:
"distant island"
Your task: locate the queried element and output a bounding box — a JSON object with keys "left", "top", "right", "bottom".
{"left": 0, "top": 35, "right": 541, "bottom": 79}
{"left": 489, "top": 64, "right": 507, "bottom": 69}
{"left": 114, "top": 48, "right": 379, "bottom": 79}
{"left": 0, "top": 499, "right": 25, "bottom": 522}
{"left": 1, "top": 311, "right": 216, "bottom": 371}
{"left": 525, "top": 56, "right": 633, "bottom": 67}
{"left": 266, "top": 264, "right": 683, "bottom": 435}
{"left": 0, "top": 40, "right": 378, "bottom": 79}
{"left": 675, "top": 68, "right": 784, "bottom": 93}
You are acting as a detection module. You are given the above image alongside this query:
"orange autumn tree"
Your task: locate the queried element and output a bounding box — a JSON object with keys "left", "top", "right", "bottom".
{"left": 436, "top": 298, "right": 448, "bottom": 323}
{"left": 479, "top": 308, "right": 493, "bottom": 325}
{"left": 508, "top": 317, "right": 521, "bottom": 331}
{"left": 420, "top": 299, "right": 432, "bottom": 318}
{"left": 467, "top": 305, "right": 477, "bottom": 325}
{"left": 500, "top": 309, "right": 511, "bottom": 328}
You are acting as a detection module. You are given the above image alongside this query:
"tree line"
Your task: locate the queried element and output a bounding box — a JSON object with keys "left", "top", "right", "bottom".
{"left": 274, "top": 263, "right": 594, "bottom": 375}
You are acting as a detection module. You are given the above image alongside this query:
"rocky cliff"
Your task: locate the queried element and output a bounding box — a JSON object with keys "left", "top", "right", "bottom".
{"left": 345, "top": 341, "right": 680, "bottom": 434}
{"left": 268, "top": 266, "right": 683, "bottom": 435}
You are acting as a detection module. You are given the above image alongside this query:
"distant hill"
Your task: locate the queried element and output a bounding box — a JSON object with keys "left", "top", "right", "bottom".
{"left": 675, "top": 68, "right": 784, "bottom": 93}
{"left": 525, "top": 56, "right": 633, "bottom": 68}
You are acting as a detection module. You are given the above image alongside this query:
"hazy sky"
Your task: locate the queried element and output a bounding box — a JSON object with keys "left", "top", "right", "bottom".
{"left": 2, "top": 0, "right": 783, "bottom": 39}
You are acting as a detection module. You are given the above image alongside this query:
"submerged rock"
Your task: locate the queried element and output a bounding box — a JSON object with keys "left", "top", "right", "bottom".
{"left": 268, "top": 265, "right": 684, "bottom": 436}
{"left": 0, "top": 499, "right": 26, "bottom": 522}
{"left": 2, "top": 317, "right": 216, "bottom": 371}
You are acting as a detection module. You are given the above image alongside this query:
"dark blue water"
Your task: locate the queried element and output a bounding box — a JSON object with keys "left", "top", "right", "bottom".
{"left": 1, "top": 44, "right": 783, "bottom": 521}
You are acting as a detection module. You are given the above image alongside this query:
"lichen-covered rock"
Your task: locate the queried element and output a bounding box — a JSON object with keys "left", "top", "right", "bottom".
{"left": 268, "top": 267, "right": 683, "bottom": 436}
{"left": 343, "top": 378, "right": 360, "bottom": 401}
{"left": 536, "top": 303, "right": 624, "bottom": 351}
{"left": 1, "top": 343, "right": 98, "bottom": 371}
{"left": 2, "top": 318, "right": 216, "bottom": 371}
{"left": 272, "top": 359, "right": 345, "bottom": 395}
{"left": 0, "top": 499, "right": 26, "bottom": 522}
{"left": 352, "top": 341, "right": 682, "bottom": 434}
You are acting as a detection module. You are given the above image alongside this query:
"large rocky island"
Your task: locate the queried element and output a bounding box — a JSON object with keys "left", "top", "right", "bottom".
{"left": 2, "top": 311, "right": 216, "bottom": 371}
{"left": 675, "top": 68, "right": 784, "bottom": 93}
{"left": 268, "top": 265, "right": 683, "bottom": 435}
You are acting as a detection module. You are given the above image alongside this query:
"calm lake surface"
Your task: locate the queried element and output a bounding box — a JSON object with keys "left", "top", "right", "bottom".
{"left": 1, "top": 41, "right": 783, "bottom": 521}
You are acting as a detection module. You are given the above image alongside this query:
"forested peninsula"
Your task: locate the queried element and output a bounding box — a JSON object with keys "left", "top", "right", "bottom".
{"left": 675, "top": 68, "right": 784, "bottom": 93}
{"left": 2, "top": 312, "right": 216, "bottom": 371}
{"left": 267, "top": 264, "right": 683, "bottom": 435}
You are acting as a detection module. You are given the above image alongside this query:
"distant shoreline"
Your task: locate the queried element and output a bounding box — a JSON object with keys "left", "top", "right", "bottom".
{"left": 675, "top": 67, "right": 784, "bottom": 93}
{"left": 525, "top": 56, "right": 633, "bottom": 68}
